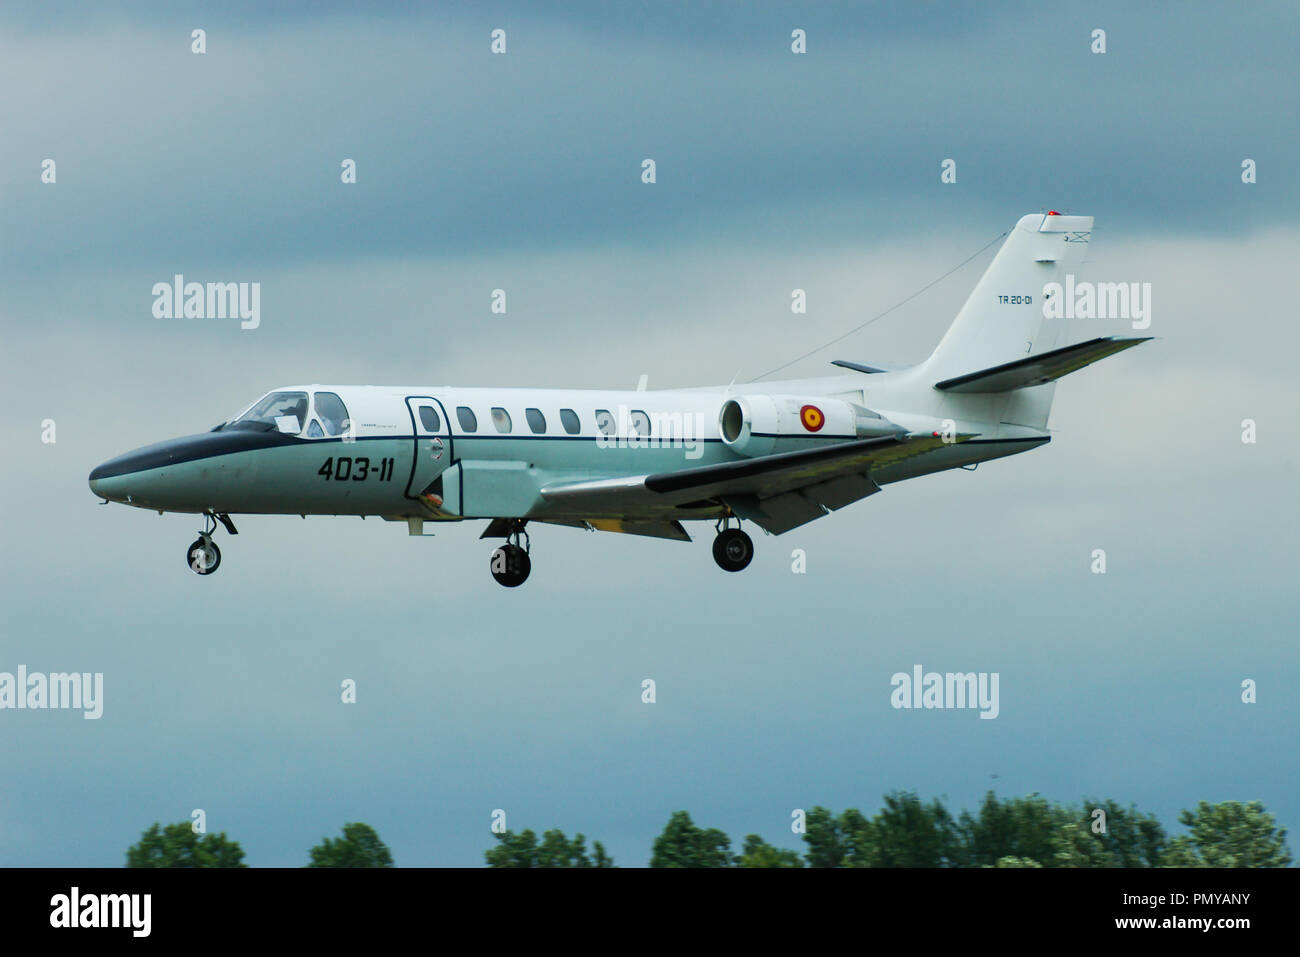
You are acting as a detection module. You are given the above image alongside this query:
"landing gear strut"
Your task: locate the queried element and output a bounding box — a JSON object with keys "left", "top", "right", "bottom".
{"left": 186, "top": 512, "right": 236, "bottom": 576}
{"left": 489, "top": 520, "right": 531, "bottom": 587}
{"left": 712, "top": 514, "right": 753, "bottom": 572}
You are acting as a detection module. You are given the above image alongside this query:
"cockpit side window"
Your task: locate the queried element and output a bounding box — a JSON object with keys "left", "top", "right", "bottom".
{"left": 314, "top": 392, "right": 351, "bottom": 437}
{"left": 229, "top": 391, "right": 309, "bottom": 433}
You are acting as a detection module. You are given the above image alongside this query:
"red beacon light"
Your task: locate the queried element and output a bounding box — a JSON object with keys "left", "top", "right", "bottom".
{"left": 1047, "top": 210, "right": 1061, "bottom": 215}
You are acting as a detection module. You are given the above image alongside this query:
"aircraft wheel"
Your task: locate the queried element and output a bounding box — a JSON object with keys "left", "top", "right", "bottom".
{"left": 490, "top": 543, "right": 531, "bottom": 587}
{"left": 187, "top": 537, "right": 221, "bottom": 576}
{"left": 712, "top": 528, "right": 753, "bottom": 572}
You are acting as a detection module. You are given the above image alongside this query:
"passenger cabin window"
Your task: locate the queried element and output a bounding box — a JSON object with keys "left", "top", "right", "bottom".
{"left": 559, "top": 408, "right": 580, "bottom": 434}
{"left": 456, "top": 406, "right": 478, "bottom": 432}
{"left": 630, "top": 410, "right": 650, "bottom": 436}
{"left": 418, "top": 406, "right": 441, "bottom": 432}
{"left": 525, "top": 408, "right": 546, "bottom": 434}
{"left": 491, "top": 407, "right": 512, "bottom": 433}
{"left": 594, "top": 409, "right": 616, "bottom": 436}
{"left": 314, "top": 392, "right": 351, "bottom": 437}
{"left": 230, "top": 391, "right": 308, "bottom": 434}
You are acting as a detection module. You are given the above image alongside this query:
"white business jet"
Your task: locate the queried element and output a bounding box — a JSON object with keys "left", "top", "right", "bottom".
{"left": 89, "top": 212, "right": 1147, "bottom": 586}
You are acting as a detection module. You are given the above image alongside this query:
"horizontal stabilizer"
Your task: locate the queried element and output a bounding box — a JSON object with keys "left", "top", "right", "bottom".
{"left": 934, "top": 336, "right": 1151, "bottom": 394}
{"left": 831, "top": 359, "right": 901, "bottom": 374}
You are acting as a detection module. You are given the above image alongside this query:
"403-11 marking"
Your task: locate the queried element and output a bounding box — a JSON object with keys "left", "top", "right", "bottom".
{"left": 317, "top": 456, "right": 395, "bottom": 482}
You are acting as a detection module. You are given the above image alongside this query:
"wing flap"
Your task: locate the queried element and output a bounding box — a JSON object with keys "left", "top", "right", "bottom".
{"left": 730, "top": 471, "right": 882, "bottom": 534}
{"left": 642, "top": 432, "right": 962, "bottom": 502}
{"left": 482, "top": 516, "right": 691, "bottom": 541}
{"left": 585, "top": 518, "right": 692, "bottom": 541}
{"left": 538, "top": 432, "right": 967, "bottom": 533}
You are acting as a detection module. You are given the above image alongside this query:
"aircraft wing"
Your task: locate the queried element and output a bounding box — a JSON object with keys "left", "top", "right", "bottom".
{"left": 538, "top": 432, "right": 969, "bottom": 535}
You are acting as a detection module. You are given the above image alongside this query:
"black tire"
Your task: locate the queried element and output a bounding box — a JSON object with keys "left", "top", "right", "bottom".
{"left": 187, "top": 538, "right": 221, "bottom": 576}
{"left": 490, "top": 543, "right": 531, "bottom": 587}
{"left": 712, "top": 528, "right": 753, "bottom": 572}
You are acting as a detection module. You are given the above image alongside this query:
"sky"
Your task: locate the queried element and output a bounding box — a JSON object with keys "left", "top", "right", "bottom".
{"left": 2, "top": 1, "right": 1297, "bottom": 867}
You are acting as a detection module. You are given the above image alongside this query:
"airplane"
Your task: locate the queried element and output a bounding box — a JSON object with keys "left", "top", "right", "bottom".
{"left": 88, "top": 211, "right": 1149, "bottom": 587}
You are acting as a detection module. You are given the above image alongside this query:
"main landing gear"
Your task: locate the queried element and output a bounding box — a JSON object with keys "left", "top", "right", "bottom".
{"left": 186, "top": 512, "right": 237, "bottom": 576}
{"left": 712, "top": 515, "right": 753, "bottom": 573}
{"left": 490, "top": 520, "right": 531, "bottom": 587}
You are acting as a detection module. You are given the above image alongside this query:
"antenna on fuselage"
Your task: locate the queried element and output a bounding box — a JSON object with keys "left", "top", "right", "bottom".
{"left": 748, "top": 228, "right": 1010, "bottom": 382}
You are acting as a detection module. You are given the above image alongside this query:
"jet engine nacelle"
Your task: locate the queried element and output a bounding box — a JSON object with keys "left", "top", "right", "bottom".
{"left": 718, "top": 394, "right": 902, "bottom": 457}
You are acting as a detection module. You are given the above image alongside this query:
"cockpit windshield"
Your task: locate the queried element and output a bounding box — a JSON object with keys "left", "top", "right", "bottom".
{"left": 313, "top": 392, "right": 351, "bottom": 437}
{"left": 214, "top": 390, "right": 352, "bottom": 437}
{"left": 224, "top": 391, "right": 310, "bottom": 433}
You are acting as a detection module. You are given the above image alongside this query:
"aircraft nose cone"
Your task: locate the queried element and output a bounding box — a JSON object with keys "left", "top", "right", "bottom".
{"left": 88, "top": 437, "right": 195, "bottom": 503}
{"left": 88, "top": 430, "right": 279, "bottom": 507}
{"left": 89, "top": 459, "right": 129, "bottom": 502}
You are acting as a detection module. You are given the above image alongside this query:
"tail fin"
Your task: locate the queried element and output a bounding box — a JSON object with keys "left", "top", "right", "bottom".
{"left": 921, "top": 212, "right": 1105, "bottom": 429}
{"left": 922, "top": 212, "right": 1094, "bottom": 381}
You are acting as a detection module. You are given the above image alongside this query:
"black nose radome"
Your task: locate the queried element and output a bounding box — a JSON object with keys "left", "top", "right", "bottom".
{"left": 89, "top": 430, "right": 302, "bottom": 484}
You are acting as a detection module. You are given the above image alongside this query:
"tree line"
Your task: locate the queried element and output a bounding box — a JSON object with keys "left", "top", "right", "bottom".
{"left": 126, "top": 821, "right": 393, "bottom": 868}
{"left": 123, "top": 792, "right": 1292, "bottom": 868}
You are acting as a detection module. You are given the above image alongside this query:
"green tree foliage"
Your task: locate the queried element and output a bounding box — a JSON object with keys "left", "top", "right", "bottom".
{"left": 802, "top": 806, "right": 866, "bottom": 868}
{"left": 1064, "top": 799, "right": 1167, "bottom": 867}
{"left": 859, "top": 792, "right": 961, "bottom": 867}
{"left": 126, "top": 822, "right": 247, "bottom": 868}
{"left": 650, "top": 811, "right": 736, "bottom": 867}
{"left": 485, "top": 828, "right": 614, "bottom": 867}
{"left": 477, "top": 795, "right": 1291, "bottom": 868}
{"left": 1163, "top": 801, "right": 1292, "bottom": 867}
{"left": 307, "top": 822, "right": 395, "bottom": 868}
{"left": 955, "top": 792, "right": 1065, "bottom": 867}
{"left": 739, "top": 835, "right": 804, "bottom": 868}
{"left": 803, "top": 793, "right": 959, "bottom": 867}
{"left": 801, "top": 794, "right": 1287, "bottom": 868}
{"left": 955, "top": 793, "right": 1169, "bottom": 868}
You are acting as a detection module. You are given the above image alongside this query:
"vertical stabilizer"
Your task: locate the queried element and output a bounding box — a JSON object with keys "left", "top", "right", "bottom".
{"left": 922, "top": 212, "right": 1094, "bottom": 382}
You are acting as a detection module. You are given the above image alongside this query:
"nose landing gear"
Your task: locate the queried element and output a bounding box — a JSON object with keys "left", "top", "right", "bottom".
{"left": 712, "top": 515, "right": 753, "bottom": 572}
{"left": 489, "top": 521, "right": 531, "bottom": 587}
{"left": 186, "top": 512, "right": 237, "bottom": 576}
{"left": 187, "top": 535, "right": 221, "bottom": 575}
